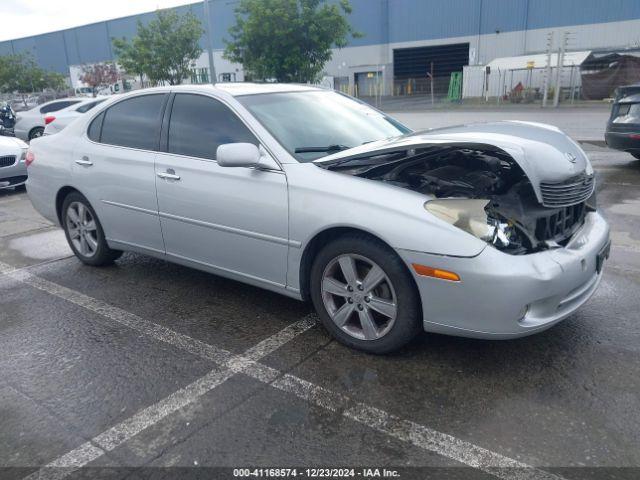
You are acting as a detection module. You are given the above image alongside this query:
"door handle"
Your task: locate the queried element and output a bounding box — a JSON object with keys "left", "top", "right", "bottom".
{"left": 157, "top": 170, "right": 181, "bottom": 181}
{"left": 75, "top": 156, "right": 93, "bottom": 166}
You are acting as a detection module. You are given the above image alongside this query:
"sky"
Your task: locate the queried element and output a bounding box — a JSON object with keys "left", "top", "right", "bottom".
{"left": 0, "top": 0, "right": 199, "bottom": 42}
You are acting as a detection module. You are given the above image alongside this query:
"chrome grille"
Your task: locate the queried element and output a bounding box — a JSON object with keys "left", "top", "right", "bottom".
{"left": 539, "top": 174, "right": 594, "bottom": 208}
{"left": 0, "top": 155, "right": 16, "bottom": 168}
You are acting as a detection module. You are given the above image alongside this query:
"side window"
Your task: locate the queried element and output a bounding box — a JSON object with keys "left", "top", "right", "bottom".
{"left": 100, "top": 94, "right": 166, "bottom": 150}
{"left": 168, "top": 94, "right": 257, "bottom": 160}
{"left": 87, "top": 112, "right": 105, "bottom": 142}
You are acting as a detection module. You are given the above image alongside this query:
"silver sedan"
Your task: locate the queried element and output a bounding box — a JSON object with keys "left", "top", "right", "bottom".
{"left": 25, "top": 84, "right": 610, "bottom": 353}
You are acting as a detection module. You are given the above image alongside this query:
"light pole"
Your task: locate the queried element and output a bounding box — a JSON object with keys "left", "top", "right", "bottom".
{"left": 203, "top": 0, "right": 217, "bottom": 84}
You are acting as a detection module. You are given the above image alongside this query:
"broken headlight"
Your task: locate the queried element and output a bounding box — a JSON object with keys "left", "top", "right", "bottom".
{"left": 424, "top": 199, "right": 517, "bottom": 249}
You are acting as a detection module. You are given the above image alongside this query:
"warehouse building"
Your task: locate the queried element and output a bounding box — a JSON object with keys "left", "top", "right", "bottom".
{"left": 1, "top": 0, "right": 639, "bottom": 97}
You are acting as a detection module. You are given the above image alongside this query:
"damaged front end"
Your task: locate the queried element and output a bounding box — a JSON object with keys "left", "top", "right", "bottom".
{"left": 318, "top": 142, "right": 595, "bottom": 255}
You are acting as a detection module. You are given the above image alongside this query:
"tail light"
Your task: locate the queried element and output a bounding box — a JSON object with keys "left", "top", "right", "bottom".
{"left": 44, "top": 115, "right": 56, "bottom": 125}
{"left": 25, "top": 150, "right": 35, "bottom": 167}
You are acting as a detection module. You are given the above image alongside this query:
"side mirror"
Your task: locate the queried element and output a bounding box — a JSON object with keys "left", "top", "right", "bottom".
{"left": 216, "top": 143, "right": 260, "bottom": 168}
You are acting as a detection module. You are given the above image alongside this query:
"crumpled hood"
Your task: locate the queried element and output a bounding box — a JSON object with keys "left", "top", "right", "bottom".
{"left": 316, "top": 121, "right": 593, "bottom": 198}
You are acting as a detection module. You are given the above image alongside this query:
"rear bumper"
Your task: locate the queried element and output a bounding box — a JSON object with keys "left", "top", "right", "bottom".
{"left": 397, "top": 212, "right": 610, "bottom": 339}
{"left": 605, "top": 130, "right": 640, "bottom": 153}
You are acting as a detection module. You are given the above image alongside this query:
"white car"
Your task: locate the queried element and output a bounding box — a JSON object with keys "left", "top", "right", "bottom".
{"left": 44, "top": 98, "right": 108, "bottom": 135}
{"left": 14, "top": 98, "right": 83, "bottom": 141}
{"left": 0, "top": 136, "right": 28, "bottom": 189}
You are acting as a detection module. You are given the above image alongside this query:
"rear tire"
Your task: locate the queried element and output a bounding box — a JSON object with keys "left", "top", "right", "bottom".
{"left": 61, "top": 192, "right": 122, "bottom": 266}
{"left": 310, "top": 234, "right": 422, "bottom": 354}
{"left": 28, "top": 127, "right": 44, "bottom": 141}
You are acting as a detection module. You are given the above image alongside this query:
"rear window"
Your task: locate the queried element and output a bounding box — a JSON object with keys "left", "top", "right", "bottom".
{"left": 76, "top": 99, "right": 106, "bottom": 114}
{"left": 40, "top": 100, "right": 81, "bottom": 114}
{"left": 99, "top": 94, "right": 166, "bottom": 150}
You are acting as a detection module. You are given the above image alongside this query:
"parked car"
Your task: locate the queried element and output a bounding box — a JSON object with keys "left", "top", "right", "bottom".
{"left": 26, "top": 84, "right": 610, "bottom": 353}
{"left": 0, "top": 135, "right": 28, "bottom": 189}
{"left": 44, "top": 98, "right": 108, "bottom": 135}
{"left": 14, "top": 98, "right": 83, "bottom": 141}
{"left": 74, "top": 87, "right": 94, "bottom": 98}
{"left": 605, "top": 83, "right": 640, "bottom": 159}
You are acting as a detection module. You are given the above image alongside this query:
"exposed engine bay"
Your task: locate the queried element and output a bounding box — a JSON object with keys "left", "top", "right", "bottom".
{"left": 321, "top": 144, "right": 594, "bottom": 255}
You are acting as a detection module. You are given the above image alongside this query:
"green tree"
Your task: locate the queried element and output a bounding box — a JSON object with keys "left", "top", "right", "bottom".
{"left": 113, "top": 9, "right": 203, "bottom": 86}
{"left": 224, "top": 0, "right": 361, "bottom": 83}
{"left": 0, "top": 53, "right": 66, "bottom": 106}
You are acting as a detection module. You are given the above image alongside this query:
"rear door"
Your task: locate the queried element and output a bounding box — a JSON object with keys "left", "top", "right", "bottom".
{"left": 154, "top": 92, "right": 289, "bottom": 287}
{"left": 74, "top": 93, "right": 168, "bottom": 254}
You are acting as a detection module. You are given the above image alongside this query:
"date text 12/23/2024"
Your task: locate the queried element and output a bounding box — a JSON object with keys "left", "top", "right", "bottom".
{"left": 233, "top": 468, "right": 400, "bottom": 478}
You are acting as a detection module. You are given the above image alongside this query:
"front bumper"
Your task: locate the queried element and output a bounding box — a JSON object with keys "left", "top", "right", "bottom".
{"left": 397, "top": 212, "right": 610, "bottom": 339}
{"left": 0, "top": 158, "right": 28, "bottom": 189}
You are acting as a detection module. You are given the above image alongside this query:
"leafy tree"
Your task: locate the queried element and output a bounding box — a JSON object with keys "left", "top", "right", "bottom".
{"left": 80, "top": 62, "right": 119, "bottom": 96}
{"left": 224, "top": 0, "right": 361, "bottom": 83}
{"left": 113, "top": 9, "right": 203, "bottom": 86}
{"left": 0, "top": 53, "right": 67, "bottom": 106}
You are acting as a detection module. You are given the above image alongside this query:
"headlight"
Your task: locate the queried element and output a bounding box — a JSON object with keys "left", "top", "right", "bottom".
{"left": 424, "top": 199, "right": 515, "bottom": 248}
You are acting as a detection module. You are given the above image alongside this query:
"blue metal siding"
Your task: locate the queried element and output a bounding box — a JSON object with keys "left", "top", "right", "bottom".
{"left": 526, "top": 0, "right": 640, "bottom": 30}
{"left": 74, "top": 23, "right": 112, "bottom": 64}
{"left": 209, "top": 0, "right": 237, "bottom": 50}
{"left": 347, "top": 0, "right": 386, "bottom": 47}
{"left": 34, "top": 32, "right": 68, "bottom": 73}
{"left": 63, "top": 30, "right": 81, "bottom": 66}
{"left": 0, "top": 41, "right": 13, "bottom": 56}
{"left": 388, "top": 0, "right": 481, "bottom": 43}
{"left": 479, "top": 0, "right": 528, "bottom": 35}
{"left": 11, "top": 37, "right": 37, "bottom": 57}
{"left": 1, "top": 0, "right": 640, "bottom": 73}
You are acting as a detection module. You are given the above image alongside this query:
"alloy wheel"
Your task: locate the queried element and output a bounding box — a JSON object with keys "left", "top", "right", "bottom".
{"left": 66, "top": 201, "right": 98, "bottom": 258}
{"left": 321, "top": 254, "right": 398, "bottom": 341}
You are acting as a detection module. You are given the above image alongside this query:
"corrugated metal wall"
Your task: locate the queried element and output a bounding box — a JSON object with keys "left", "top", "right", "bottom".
{"left": 0, "top": 0, "right": 639, "bottom": 73}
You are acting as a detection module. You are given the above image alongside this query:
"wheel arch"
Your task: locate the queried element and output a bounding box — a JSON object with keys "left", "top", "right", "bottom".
{"left": 298, "top": 226, "right": 418, "bottom": 303}
{"left": 55, "top": 186, "right": 84, "bottom": 224}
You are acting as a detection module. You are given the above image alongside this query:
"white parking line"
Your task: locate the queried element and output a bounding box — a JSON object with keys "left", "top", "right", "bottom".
{"left": 0, "top": 261, "right": 566, "bottom": 480}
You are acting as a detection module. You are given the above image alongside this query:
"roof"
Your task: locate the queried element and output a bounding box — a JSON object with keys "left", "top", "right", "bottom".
{"left": 486, "top": 51, "right": 593, "bottom": 70}
{"left": 171, "top": 83, "right": 323, "bottom": 96}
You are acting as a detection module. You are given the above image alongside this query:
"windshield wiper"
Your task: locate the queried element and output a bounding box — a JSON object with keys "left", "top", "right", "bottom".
{"left": 294, "top": 144, "right": 351, "bottom": 154}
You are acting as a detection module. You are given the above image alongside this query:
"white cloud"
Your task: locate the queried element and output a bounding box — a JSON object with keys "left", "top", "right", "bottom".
{"left": 0, "top": 0, "right": 200, "bottom": 42}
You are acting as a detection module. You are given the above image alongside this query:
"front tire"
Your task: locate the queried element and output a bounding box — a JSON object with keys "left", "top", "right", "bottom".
{"left": 61, "top": 192, "right": 122, "bottom": 266}
{"left": 632, "top": 152, "right": 640, "bottom": 160}
{"left": 310, "top": 234, "right": 422, "bottom": 354}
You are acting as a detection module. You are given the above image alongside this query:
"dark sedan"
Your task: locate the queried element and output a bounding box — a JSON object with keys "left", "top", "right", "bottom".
{"left": 605, "top": 84, "right": 640, "bottom": 159}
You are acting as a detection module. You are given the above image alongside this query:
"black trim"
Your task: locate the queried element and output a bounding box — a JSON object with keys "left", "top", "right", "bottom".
{"left": 157, "top": 93, "right": 171, "bottom": 152}
{"left": 159, "top": 92, "right": 176, "bottom": 153}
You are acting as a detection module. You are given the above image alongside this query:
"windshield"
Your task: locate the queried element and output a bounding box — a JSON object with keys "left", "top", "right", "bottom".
{"left": 237, "top": 90, "right": 411, "bottom": 161}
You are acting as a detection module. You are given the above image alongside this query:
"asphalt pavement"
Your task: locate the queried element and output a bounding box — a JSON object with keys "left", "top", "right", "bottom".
{"left": 1, "top": 141, "right": 639, "bottom": 480}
